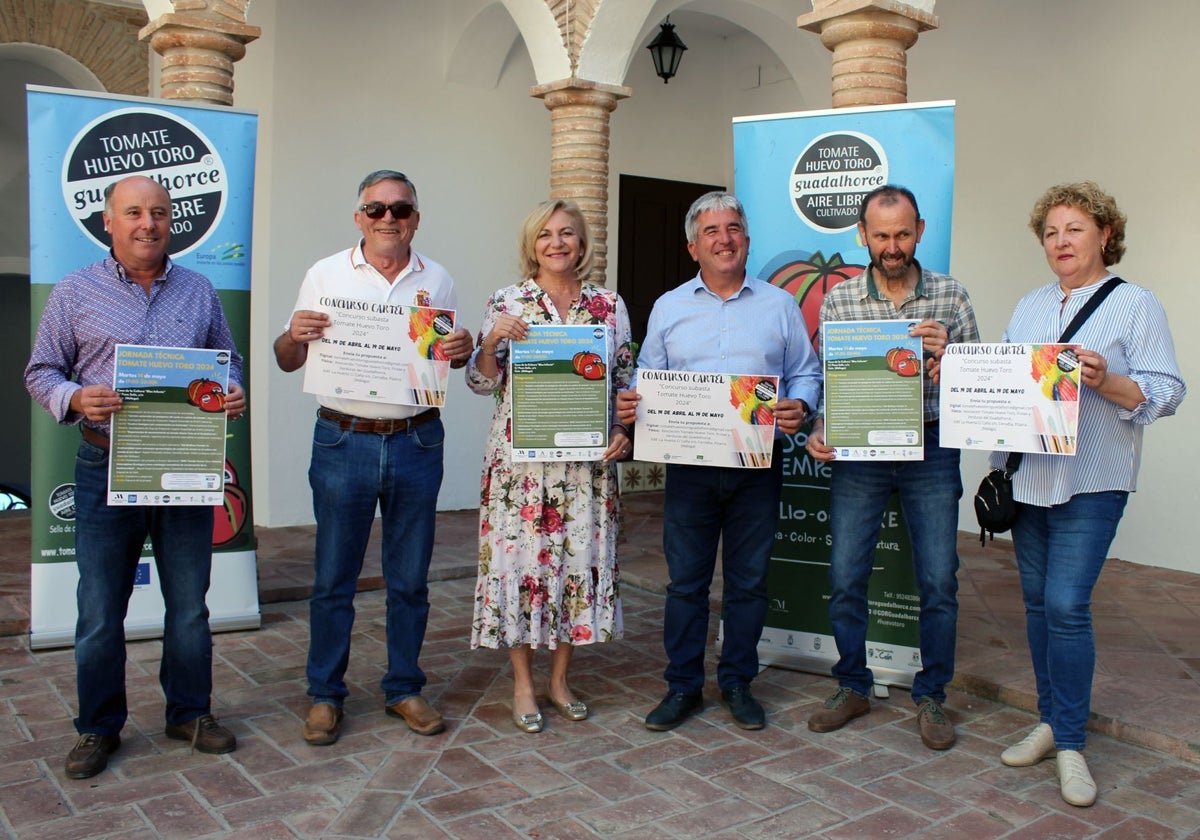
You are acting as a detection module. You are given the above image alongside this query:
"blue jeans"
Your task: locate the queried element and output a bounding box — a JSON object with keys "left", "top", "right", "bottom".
{"left": 827, "top": 426, "right": 962, "bottom": 704}
{"left": 661, "top": 445, "right": 782, "bottom": 694}
{"left": 306, "top": 413, "right": 444, "bottom": 707}
{"left": 1011, "top": 491, "right": 1127, "bottom": 750}
{"left": 74, "top": 439, "right": 215, "bottom": 736}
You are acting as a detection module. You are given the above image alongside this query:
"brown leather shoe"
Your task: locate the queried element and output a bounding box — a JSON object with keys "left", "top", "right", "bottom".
{"left": 385, "top": 695, "right": 445, "bottom": 735}
{"left": 915, "top": 697, "right": 956, "bottom": 750}
{"left": 808, "top": 687, "right": 870, "bottom": 733}
{"left": 303, "top": 703, "right": 344, "bottom": 746}
{"left": 65, "top": 733, "right": 120, "bottom": 779}
{"left": 164, "top": 714, "right": 237, "bottom": 754}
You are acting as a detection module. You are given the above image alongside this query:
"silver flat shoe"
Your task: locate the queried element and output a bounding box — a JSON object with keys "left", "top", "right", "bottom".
{"left": 550, "top": 697, "right": 589, "bottom": 721}
{"left": 512, "top": 709, "right": 544, "bottom": 733}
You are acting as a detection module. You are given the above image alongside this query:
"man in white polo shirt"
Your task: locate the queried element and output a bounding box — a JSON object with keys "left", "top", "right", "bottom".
{"left": 274, "top": 169, "right": 473, "bottom": 745}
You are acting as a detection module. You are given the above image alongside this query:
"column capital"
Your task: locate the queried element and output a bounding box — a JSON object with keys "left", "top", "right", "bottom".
{"left": 529, "top": 77, "right": 632, "bottom": 104}
{"left": 798, "top": 1, "right": 938, "bottom": 34}
{"left": 141, "top": 12, "right": 261, "bottom": 105}
{"left": 797, "top": 1, "right": 939, "bottom": 108}
{"left": 140, "top": 11, "right": 261, "bottom": 43}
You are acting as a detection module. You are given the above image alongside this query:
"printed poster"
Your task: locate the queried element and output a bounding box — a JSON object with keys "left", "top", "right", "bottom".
{"left": 940, "top": 342, "right": 1081, "bottom": 455}
{"left": 634, "top": 369, "right": 778, "bottom": 469}
{"left": 822, "top": 320, "right": 924, "bottom": 460}
{"left": 304, "top": 301, "right": 455, "bottom": 407}
{"left": 109, "top": 345, "right": 231, "bottom": 505}
{"left": 510, "top": 325, "right": 610, "bottom": 462}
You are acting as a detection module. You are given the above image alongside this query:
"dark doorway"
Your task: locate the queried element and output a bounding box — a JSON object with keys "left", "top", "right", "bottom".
{"left": 616, "top": 174, "right": 724, "bottom": 347}
{"left": 1, "top": 274, "right": 31, "bottom": 497}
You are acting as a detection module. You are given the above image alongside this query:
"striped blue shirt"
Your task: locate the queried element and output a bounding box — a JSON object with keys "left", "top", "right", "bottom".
{"left": 990, "top": 276, "right": 1185, "bottom": 506}
{"left": 25, "top": 255, "right": 244, "bottom": 434}
{"left": 637, "top": 273, "right": 822, "bottom": 411}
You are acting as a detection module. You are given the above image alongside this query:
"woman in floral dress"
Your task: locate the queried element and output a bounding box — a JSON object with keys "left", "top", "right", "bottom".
{"left": 466, "top": 199, "right": 634, "bottom": 733}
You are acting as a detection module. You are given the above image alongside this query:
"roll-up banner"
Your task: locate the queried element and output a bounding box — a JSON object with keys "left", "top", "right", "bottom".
{"left": 26, "top": 86, "right": 259, "bottom": 649}
{"left": 733, "top": 101, "right": 956, "bottom": 688}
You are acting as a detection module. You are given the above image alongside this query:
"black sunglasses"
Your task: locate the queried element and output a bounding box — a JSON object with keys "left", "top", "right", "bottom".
{"left": 358, "top": 201, "right": 416, "bottom": 220}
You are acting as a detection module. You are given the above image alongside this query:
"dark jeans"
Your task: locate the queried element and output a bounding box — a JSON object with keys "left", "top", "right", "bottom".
{"left": 661, "top": 444, "right": 783, "bottom": 694}
{"left": 827, "top": 426, "right": 962, "bottom": 704}
{"left": 74, "top": 439, "right": 215, "bottom": 735}
{"left": 305, "top": 414, "right": 444, "bottom": 707}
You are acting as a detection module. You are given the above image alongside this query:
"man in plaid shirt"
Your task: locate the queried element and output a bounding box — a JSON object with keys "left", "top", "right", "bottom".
{"left": 805, "top": 185, "right": 979, "bottom": 751}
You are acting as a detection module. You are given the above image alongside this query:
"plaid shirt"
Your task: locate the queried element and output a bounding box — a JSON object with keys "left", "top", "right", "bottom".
{"left": 818, "top": 263, "right": 979, "bottom": 420}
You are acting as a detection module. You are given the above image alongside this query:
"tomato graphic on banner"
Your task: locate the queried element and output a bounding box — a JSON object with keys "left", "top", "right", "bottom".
{"left": 766, "top": 250, "right": 865, "bottom": 351}
{"left": 213, "top": 458, "right": 249, "bottom": 548}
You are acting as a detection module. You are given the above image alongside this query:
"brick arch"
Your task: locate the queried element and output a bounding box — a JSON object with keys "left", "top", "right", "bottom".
{"left": 0, "top": 0, "right": 148, "bottom": 96}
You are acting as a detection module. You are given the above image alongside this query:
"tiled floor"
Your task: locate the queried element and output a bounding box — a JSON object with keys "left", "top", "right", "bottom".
{"left": 0, "top": 493, "right": 1199, "bottom": 838}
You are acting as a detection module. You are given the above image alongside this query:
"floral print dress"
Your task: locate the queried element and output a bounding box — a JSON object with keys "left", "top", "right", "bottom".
{"left": 466, "top": 279, "right": 634, "bottom": 649}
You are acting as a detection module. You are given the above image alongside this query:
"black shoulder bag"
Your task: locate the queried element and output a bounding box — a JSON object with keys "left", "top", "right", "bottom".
{"left": 973, "top": 277, "right": 1125, "bottom": 544}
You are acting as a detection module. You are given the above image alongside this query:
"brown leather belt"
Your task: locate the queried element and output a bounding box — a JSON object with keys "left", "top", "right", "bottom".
{"left": 81, "top": 425, "right": 110, "bottom": 450}
{"left": 317, "top": 406, "right": 439, "bottom": 434}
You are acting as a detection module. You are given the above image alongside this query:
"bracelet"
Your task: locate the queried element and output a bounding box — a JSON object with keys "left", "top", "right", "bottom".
{"left": 610, "top": 422, "right": 630, "bottom": 436}
{"left": 478, "top": 346, "right": 498, "bottom": 357}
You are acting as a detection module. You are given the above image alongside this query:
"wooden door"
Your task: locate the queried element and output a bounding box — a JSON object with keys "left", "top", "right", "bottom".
{"left": 616, "top": 174, "right": 724, "bottom": 347}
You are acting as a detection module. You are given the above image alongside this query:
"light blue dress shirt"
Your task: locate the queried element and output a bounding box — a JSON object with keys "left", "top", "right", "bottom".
{"left": 637, "top": 273, "right": 822, "bottom": 412}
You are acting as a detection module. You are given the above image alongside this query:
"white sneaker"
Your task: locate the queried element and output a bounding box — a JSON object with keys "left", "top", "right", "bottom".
{"left": 1056, "top": 750, "right": 1097, "bottom": 807}
{"left": 1001, "top": 722, "right": 1056, "bottom": 767}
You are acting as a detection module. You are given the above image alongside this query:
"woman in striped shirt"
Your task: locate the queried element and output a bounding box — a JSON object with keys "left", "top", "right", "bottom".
{"left": 995, "top": 182, "right": 1186, "bottom": 807}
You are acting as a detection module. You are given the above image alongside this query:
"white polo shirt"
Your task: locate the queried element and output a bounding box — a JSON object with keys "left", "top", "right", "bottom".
{"left": 288, "top": 242, "right": 459, "bottom": 419}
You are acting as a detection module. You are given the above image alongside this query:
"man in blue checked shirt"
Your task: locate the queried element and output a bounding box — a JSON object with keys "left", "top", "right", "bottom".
{"left": 805, "top": 185, "right": 979, "bottom": 751}
{"left": 617, "top": 191, "right": 822, "bottom": 732}
{"left": 25, "top": 175, "right": 245, "bottom": 780}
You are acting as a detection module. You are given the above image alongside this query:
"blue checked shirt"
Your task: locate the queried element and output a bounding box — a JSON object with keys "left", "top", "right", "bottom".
{"left": 989, "top": 276, "right": 1185, "bottom": 506}
{"left": 25, "top": 254, "right": 244, "bottom": 434}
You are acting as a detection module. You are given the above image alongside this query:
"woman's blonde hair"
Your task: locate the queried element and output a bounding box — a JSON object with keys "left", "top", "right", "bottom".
{"left": 517, "top": 199, "right": 594, "bottom": 281}
{"left": 1029, "top": 181, "right": 1127, "bottom": 266}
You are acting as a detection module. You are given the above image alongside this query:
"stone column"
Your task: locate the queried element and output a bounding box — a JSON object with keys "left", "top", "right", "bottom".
{"left": 140, "top": 12, "right": 260, "bottom": 106}
{"left": 797, "top": 0, "right": 938, "bottom": 108}
{"left": 530, "top": 78, "right": 631, "bottom": 286}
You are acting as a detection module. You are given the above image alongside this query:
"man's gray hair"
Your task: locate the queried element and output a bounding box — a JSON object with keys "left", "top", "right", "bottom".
{"left": 357, "top": 169, "right": 419, "bottom": 209}
{"left": 684, "top": 191, "right": 748, "bottom": 243}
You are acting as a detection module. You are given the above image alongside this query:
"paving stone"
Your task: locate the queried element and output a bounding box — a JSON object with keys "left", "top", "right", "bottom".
{"left": 138, "top": 790, "right": 223, "bottom": 838}
{"left": 0, "top": 493, "right": 1198, "bottom": 837}
{"left": 823, "top": 804, "right": 932, "bottom": 839}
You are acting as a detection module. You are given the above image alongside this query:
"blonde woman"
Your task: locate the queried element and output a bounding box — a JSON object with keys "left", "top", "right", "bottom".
{"left": 466, "top": 200, "right": 634, "bottom": 732}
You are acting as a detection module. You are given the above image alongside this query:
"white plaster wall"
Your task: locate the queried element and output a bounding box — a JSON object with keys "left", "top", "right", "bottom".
{"left": 231, "top": 0, "right": 278, "bottom": 525}
{"left": 909, "top": 0, "right": 1200, "bottom": 571}
{"left": 236, "top": 3, "right": 811, "bottom": 527}
{"left": 610, "top": 29, "right": 736, "bottom": 193}
{"left": 237, "top": 0, "right": 558, "bottom": 524}
{"left": 610, "top": 26, "right": 825, "bottom": 197}
{"left": 234, "top": 0, "right": 1196, "bottom": 574}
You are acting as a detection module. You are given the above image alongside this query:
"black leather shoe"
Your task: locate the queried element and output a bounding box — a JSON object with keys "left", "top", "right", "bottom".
{"left": 644, "top": 691, "right": 703, "bottom": 731}
{"left": 65, "top": 733, "right": 120, "bottom": 779}
{"left": 721, "top": 684, "right": 765, "bottom": 730}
